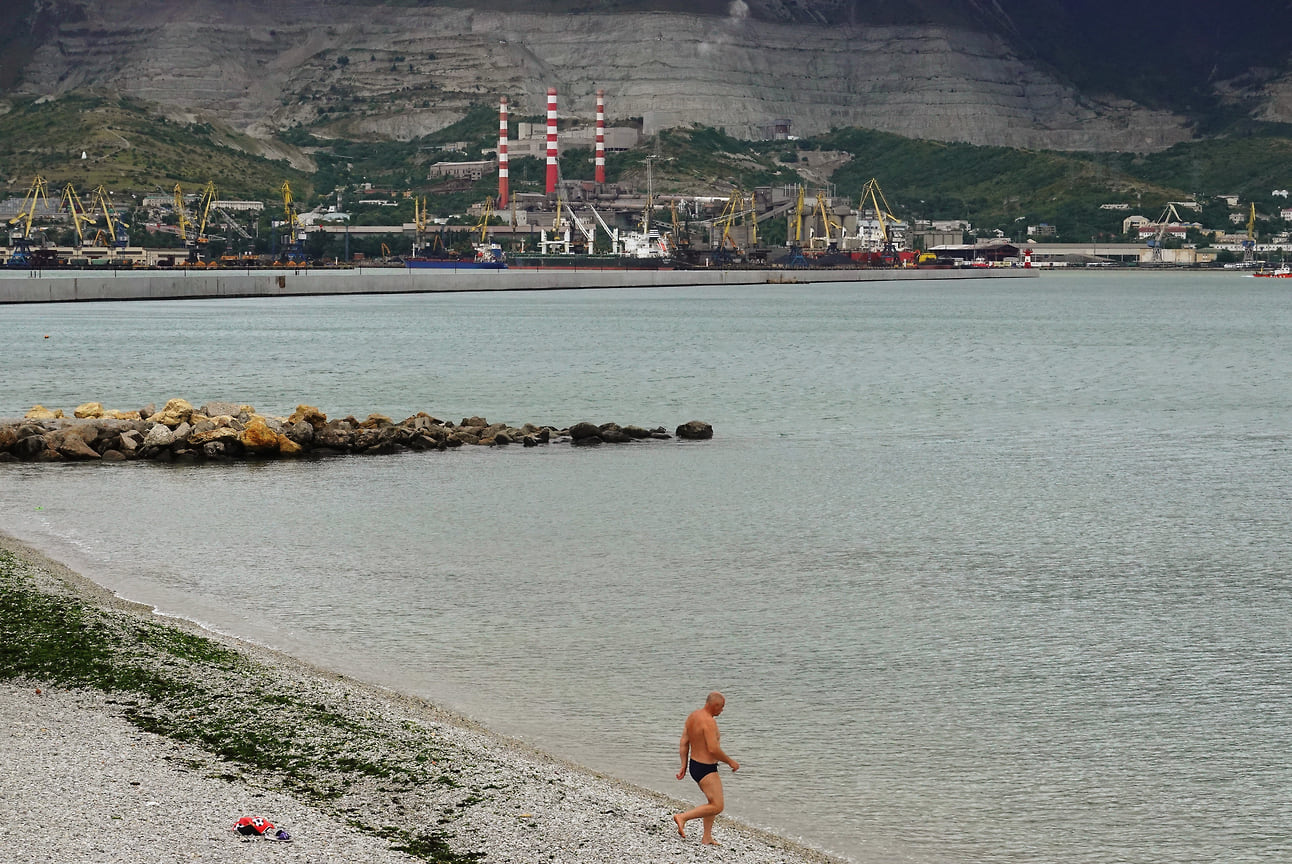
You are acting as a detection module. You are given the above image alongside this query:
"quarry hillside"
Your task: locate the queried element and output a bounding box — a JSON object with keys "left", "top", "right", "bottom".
{"left": 3, "top": 0, "right": 1290, "bottom": 155}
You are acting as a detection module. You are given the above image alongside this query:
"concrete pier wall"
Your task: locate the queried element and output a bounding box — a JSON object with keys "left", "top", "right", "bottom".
{"left": 0, "top": 266, "right": 1036, "bottom": 304}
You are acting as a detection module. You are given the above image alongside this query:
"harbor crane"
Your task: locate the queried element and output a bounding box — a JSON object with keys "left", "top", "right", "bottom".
{"left": 91, "top": 185, "right": 130, "bottom": 249}
{"left": 279, "top": 181, "right": 307, "bottom": 262}
{"left": 710, "top": 192, "right": 750, "bottom": 266}
{"left": 859, "top": 177, "right": 902, "bottom": 261}
{"left": 60, "top": 183, "right": 96, "bottom": 248}
{"left": 1243, "top": 202, "right": 1256, "bottom": 265}
{"left": 669, "top": 199, "right": 691, "bottom": 257}
{"left": 808, "top": 189, "right": 840, "bottom": 252}
{"left": 7, "top": 175, "right": 49, "bottom": 265}
{"left": 1148, "top": 202, "right": 1186, "bottom": 263}
{"left": 195, "top": 181, "right": 218, "bottom": 239}
{"left": 173, "top": 184, "right": 194, "bottom": 248}
{"left": 412, "top": 196, "right": 431, "bottom": 257}
{"left": 588, "top": 205, "right": 622, "bottom": 254}
{"left": 785, "top": 186, "right": 808, "bottom": 267}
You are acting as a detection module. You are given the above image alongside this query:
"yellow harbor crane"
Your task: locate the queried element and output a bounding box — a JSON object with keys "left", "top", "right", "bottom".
{"left": 859, "top": 177, "right": 902, "bottom": 260}
{"left": 412, "top": 195, "right": 429, "bottom": 256}
{"left": 8, "top": 175, "right": 50, "bottom": 263}
{"left": 196, "top": 181, "right": 218, "bottom": 240}
{"left": 808, "top": 189, "right": 840, "bottom": 251}
{"left": 173, "top": 183, "right": 193, "bottom": 246}
{"left": 60, "top": 183, "right": 96, "bottom": 248}
{"left": 185, "top": 181, "right": 219, "bottom": 263}
{"left": 714, "top": 191, "right": 745, "bottom": 264}
{"left": 474, "top": 196, "right": 494, "bottom": 244}
{"left": 783, "top": 186, "right": 808, "bottom": 267}
{"left": 92, "top": 185, "right": 130, "bottom": 248}
{"left": 279, "top": 181, "right": 307, "bottom": 262}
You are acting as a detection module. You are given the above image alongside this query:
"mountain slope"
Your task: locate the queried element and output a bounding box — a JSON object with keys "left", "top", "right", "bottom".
{"left": 3, "top": 0, "right": 1194, "bottom": 152}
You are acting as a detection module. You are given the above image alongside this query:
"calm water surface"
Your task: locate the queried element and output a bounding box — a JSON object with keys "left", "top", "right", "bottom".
{"left": 2, "top": 273, "right": 1289, "bottom": 863}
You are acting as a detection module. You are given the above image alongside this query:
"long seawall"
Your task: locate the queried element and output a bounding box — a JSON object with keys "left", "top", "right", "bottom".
{"left": 0, "top": 265, "right": 1036, "bottom": 303}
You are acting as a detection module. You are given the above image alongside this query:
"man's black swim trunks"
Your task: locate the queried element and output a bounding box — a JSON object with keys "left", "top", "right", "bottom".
{"left": 689, "top": 759, "right": 719, "bottom": 783}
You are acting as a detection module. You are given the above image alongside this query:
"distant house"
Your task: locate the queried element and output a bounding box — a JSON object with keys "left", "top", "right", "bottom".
{"left": 428, "top": 159, "right": 496, "bottom": 181}
{"left": 1217, "top": 194, "right": 1241, "bottom": 207}
{"left": 1280, "top": 207, "right": 1292, "bottom": 221}
{"left": 1122, "top": 214, "right": 1152, "bottom": 234}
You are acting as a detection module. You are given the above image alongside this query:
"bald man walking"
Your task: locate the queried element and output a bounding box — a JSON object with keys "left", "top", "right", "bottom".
{"left": 673, "top": 691, "right": 739, "bottom": 845}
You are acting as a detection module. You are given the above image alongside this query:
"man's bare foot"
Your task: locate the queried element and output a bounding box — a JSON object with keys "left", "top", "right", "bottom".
{"left": 701, "top": 837, "right": 721, "bottom": 846}
{"left": 673, "top": 814, "right": 686, "bottom": 838}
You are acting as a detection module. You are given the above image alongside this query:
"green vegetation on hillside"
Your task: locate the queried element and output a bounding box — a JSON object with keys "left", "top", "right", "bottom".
{"left": 0, "top": 93, "right": 311, "bottom": 199}
{"left": 5, "top": 89, "right": 1292, "bottom": 246}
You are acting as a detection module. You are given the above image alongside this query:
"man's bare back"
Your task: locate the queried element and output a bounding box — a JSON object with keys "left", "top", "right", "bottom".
{"left": 673, "top": 692, "right": 739, "bottom": 845}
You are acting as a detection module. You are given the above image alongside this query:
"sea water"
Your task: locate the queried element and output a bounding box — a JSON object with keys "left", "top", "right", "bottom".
{"left": 1, "top": 273, "right": 1289, "bottom": 864}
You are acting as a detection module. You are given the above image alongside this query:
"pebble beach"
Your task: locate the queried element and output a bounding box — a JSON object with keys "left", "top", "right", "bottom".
{"left": 0, "top": 534, "right": 845, "bottom": 864}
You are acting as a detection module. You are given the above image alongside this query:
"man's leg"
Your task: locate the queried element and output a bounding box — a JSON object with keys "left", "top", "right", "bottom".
{"left": 674, "top": 773, "right": 725, "bottom": 843}
{"left": 698, "top": 773, "right": 724, "bottom": 844}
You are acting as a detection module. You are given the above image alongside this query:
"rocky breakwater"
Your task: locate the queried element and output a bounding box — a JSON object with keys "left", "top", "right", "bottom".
{"left": 0, "top": 399, "right": 715, "bottom": 464}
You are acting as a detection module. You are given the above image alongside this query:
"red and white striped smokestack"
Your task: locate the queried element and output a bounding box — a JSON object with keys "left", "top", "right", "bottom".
{"left": 545, "top": 86, "right": 559, "bottom": 195}
{"left": 497, "top": 96, "right": 509, "bottom": 207}
{"left": 595, "top": 89, "right": 606, "bottom": 185}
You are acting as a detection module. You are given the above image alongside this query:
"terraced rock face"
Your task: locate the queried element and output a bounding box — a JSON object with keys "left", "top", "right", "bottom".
{"left": 14, "top": 0, "right": 1189, "bottom": 151}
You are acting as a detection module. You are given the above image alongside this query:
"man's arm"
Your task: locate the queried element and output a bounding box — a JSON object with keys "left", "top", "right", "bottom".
{"left": 701, "top": 721, "right": 739, "bottom": 772}
{"left": 676, "top": 724, "right": 691, "bottom": 780}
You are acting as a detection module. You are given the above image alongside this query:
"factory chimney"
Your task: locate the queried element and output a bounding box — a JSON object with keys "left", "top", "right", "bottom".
{"left": 545, "top": 86, "right": 559, "bottom": 195}
{"left": 497, "top": 96, "right": 509, "bottom": 207}
{"left": 595, "top": 89, "right": 606, "bottom": 185}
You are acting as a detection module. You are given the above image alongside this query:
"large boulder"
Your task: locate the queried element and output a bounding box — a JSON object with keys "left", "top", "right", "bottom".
{"left": 200, "top": 401, "right": 244, "bottom": 418}
{"left": 74, "top": 402, "right": 105, "bottom": 419}
{"left": 51, "top": 430, "right": 101, "bottom": 460}
{"left": 117, "top": 429, "right": 144, "bottom": 453}
{"left": 314, "top": 421, "right": 355, "bottom": 450}
{"left": 14, "top": 433, "right": 50, "bottom": 459}
{"left": 188, "top": 426, "right": 239, "bottom": 447}
{"left": 283, "top": 420, "right": 315, "bottom": 445}
{"left": 238, "top": 418, "right": 281, "bottom": 453}
{"left": 288, "top": 405, "right": 329, "bottom": 429}
{"left": 149, "top": 398, "right": 194, "bottom": 427}
{"left": 24, "top": 405, "right": 61, "bottom": 420}
{"left": 568, "top": 422, "right": 602, "bottom": 442}
{"left": 142, "top": 424, "right": 176, "bottom": 448}
{"left": 676, "top": 420, "right": 714, "bottom": 440}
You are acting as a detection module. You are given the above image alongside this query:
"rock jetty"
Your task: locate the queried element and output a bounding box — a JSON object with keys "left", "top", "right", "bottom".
{"left": 0, "top": 399, "right": 714, "bottom": 464}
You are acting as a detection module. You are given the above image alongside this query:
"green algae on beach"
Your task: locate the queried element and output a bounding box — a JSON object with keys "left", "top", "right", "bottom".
{"left": 0, "top": 546, "right": 482, "bottom": 863}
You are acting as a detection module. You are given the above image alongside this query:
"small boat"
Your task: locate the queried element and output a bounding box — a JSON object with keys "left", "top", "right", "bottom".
{"left": 1253, "top": 265, "right": 1292, "bottom": 278}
